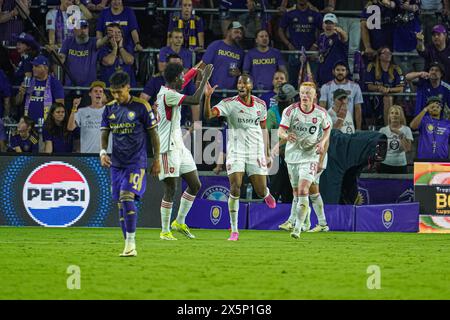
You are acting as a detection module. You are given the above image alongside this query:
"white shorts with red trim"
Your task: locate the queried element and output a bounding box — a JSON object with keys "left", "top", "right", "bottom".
{"left": 287, "top": 162, "right": 318, "bottom": 187}
{"left": 226, "top": 158, "right": 268, "bottom": 177}
{"left": 159, "top": 146, "right": 197, "bottom": 180}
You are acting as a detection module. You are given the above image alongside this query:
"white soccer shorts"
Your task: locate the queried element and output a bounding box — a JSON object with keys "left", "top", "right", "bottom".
{"left": 287, "top": 162, "right": 318, "bottom": 187}
{"left": 226, "top": 158, "right": 268, "bottom": 177}
{"left": 159, "top": 146, "right": 197, "bottom": 180}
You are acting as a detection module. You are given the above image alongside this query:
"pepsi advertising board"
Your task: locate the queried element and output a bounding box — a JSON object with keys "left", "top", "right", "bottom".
{"left": 0, "top": 155, "right": 166, "bottom": 228}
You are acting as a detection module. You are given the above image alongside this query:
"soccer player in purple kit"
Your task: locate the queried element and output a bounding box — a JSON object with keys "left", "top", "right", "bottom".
{"left": 100, "top": 71, "right": 161, "bottom": 257}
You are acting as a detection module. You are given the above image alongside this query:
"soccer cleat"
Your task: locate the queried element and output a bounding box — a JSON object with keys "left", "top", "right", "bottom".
{"left": 307, "top": 224, "right": 330, "bottom": 232}
{"left": 264, "top": 193, "right": 277, "bottom": 209}
{"left": 119, "top": 241, "right": 137, "bottom": 257}
{"left": 227, "top": 232, "right": 239, "bottom": 241}
{"left": 290, "top": 229, "right": 301, "bottom": 239}
{"left": 160, "top": 231, "right": 178, "bottom": 240}
{"left": 171, "top": 220, "right": 196, "bottom": 239}
{"left": 278, "top": 220, "right": 294, "bottom": 231}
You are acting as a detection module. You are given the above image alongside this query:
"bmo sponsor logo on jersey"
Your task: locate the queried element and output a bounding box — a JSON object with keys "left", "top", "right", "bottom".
{"left": 23, "top": 162, "right": 90, "bottom": 227}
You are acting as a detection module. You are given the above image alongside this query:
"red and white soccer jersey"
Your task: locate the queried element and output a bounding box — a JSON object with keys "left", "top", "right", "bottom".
{"left": 280, "top": 103, "right": 330, "bottom": 184}
{"left": 156, "top": 86, "right": 196, "bottom": 180}
{"left": 213, "top": 95, "right": 268, "bottom": 176}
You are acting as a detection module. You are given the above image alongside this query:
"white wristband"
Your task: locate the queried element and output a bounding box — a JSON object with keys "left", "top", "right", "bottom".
{"left": 99, "top": 149, "right": 107, "bottom": 157}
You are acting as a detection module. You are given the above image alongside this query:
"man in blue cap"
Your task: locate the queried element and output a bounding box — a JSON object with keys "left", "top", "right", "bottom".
{"left": 16, "top": 55, "right": 65, "bottom": 123}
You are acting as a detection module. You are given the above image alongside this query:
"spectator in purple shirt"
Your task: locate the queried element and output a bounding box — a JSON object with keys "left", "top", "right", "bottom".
{"left": 278, "top": 0, "right": 322, "bottom": 87}
{"left": 98, "top": 23, "right": 136, "bottom": 87}
{"left": 365, "top": 46, "right": 405, "bottom": 125}
{"left": 167, "top": 0, "right": 205, "bottom": 51}
{"left": 200, "top": 21, "right": 244, "bottom": 92}
{"left": 361, "top": 0, "right": 397, "bottom": 60}
{"left": 0, "top": 69, "right": 11, "bottom": 118}
{"left": 59, "top": 19, "right": 107, "bottom": 87}
{"left": 16, "top": 55, "right": 65, "bottom": 123}
{"left": 410, "top": 96, "right": 450, "bottom": 160}
{"left": 12, "top": 32, "right": 39, "bottom": 87}
{"left": 316, "top": 13, "right": 348, "bottom": 87}
{"left": 9, "top": 115, "right": 39, "bottom": 153}
{"left": 159, "top": 28, "right": 193, "bottom": 72}
{"left": 416, "top": 24, "right": 450, "bottom": 83}
{"left": 96, "top": 0, "right": 143, "bottom": 51}
{"left": 0, "top": 0, "right": 30, "bottom": 44}
{"left": 0, "top": 118, "right": 6, "bottom": 151}
{"left": 243, "top": 29, "right": 287, "bottom": 91}
{"left": 43, "top": 103, "right": 77, "bottom": 153}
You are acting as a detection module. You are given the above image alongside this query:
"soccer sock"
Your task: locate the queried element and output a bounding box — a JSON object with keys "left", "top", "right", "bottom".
{"left": 288, "top": 195, "right": 298, "bottom": 223}
{"left": 310, "top": 193, "right": 327, "bottom": 226}
{"left": 176, "top": 191, "right": 196, "bottom": 225}
{"left": 118, "top": 203, "right": 126, "bottom": 239}
{"left": 295, "top": 196, "right": 309, "bottom": 231}
{"left": 122, "top": 200, "right": 137, "bottom": 235}
{"left": 228, "top": 194, "right": 240, "bottom": 233}
{"left": 161, "top": 200, "right": 173, "bottom": 233}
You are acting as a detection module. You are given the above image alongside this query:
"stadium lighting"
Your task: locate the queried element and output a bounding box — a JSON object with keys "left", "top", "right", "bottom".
{"left": 146, "top": 1, "right": 156, "bottom": 16}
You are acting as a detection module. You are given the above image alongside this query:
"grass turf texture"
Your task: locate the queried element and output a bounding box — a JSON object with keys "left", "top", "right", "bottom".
{"left": 1, "top": 227, "right": 449, "bottom": 300}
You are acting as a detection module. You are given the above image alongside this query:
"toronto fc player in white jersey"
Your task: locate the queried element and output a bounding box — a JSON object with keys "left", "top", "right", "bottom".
{"left": 156, "top": 62, "right": 214, "bottom": 241}
{"left": 278, "top": 82, "right": 331, "bottom": 239}
{"left": 204, "top": 74, "right": 277, "bottom": 241}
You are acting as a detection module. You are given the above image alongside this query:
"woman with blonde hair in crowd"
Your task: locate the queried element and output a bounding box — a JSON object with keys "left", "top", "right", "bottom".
{"left": 378, "top": 105, "right": 413, "bottom": 174}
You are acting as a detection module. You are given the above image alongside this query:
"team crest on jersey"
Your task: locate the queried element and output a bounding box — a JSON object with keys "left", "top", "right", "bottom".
{"left": 312, "top": 117, "right": 317, "bottom": 124}
{"left": 210, "top": 206, "right": 222, "bottom": 225}
{"left": 308, "top": 16, "right": 314, "bottom": 23}
{"left": 426, "top": 124, "right": 434, "bottom": 134}
{"left": 257, "top": 111, "right": 261, "bottom": 116}
{"left": 382, "top": 209, "right": 394, "bottom": 229}
{"left": 127, "top": 111, "right": 136, "bottom": 121}
{"left": 169, "top": 167, "right": 175, "bottom": 174}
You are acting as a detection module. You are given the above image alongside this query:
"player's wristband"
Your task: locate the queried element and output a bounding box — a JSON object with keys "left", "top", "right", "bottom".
{"left": 337, "top": 117, "right": 345, "bottom": 121}
{"left": 99, "top": 149, "right": 107, "bottom": 157}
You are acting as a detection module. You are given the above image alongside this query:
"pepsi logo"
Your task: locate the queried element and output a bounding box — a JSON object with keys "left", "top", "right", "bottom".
{"left": 22, "top": 162, "right": 90, "bottom": 227}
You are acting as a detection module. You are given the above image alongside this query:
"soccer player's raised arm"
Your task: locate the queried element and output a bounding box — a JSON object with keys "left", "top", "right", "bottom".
{"left": 183, "top": 64, "right": 214, "bottom": 105}
{"left": 203, "top": 81, "right": 220, "bottom": 119}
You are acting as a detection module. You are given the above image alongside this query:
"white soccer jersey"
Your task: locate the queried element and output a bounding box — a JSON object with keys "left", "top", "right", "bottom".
{"left": 213, "top": 95, "right": 267, "bottom": 162}
{"left": 155, "top": 86, "right": 186, "bottom": 153}
{"left": 280, "top": 103, "right": 331, "bottom": 164}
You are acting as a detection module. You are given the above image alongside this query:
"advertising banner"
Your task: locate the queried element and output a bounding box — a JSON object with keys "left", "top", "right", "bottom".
{"left": 357, "top": 178, "right": 414, "bottom": 205}
{"left": 414, "top": 162, "right": 450, "bottom": 215}
{"left": 247, "top": 203, "right": 355, "bottom": 231}
{"left": 354, "top": 203, "right": 419, "bottom": 232}
{"left": 0, "top": 155, "right": 166, "bottom": 228}
{"left": 182, "top": 175, "right": 230, "bottom": 202}
{"left": 185, "top": 198, "right": 247, "bottom": 229}
{"left": 419, "top": 215, "right": 450, "bottom": 233}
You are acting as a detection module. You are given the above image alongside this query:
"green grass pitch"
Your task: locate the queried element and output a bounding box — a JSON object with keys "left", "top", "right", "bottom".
{"left": 1, "top": 227, "right": 449, "bottom": 300}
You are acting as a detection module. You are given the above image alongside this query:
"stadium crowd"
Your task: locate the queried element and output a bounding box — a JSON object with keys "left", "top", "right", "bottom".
{"left": 0, "top": 0, "right": 450, "bottom": 173}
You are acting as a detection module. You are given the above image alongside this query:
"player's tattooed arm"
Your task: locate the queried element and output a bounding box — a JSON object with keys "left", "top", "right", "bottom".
{"left": 203, "top": 81, "right": 219, "bottom": 119}
{"left": 148, "top": 127, "right": 161, "bottom": 176}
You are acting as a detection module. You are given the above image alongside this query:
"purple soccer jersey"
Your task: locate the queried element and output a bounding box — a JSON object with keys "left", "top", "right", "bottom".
{"left": 26, "top": 77, "right": 65, "bottom": 122}
{"left": 202, "top": 40, "right": 244, "bottom": 90}
{"left": 243, "top": 47, "right": 285, "bottom": 90}
{"left": 279, "top": 8, "right": 323, "bottom": 50}
{"left": 10, "top": 133, "right": 39, "bottom": 153}
{"left": 418, "top": 114, "right": 450, "bottom": 159}
{"left": 101, "top": 96, "right": 157, "bottom": 169}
